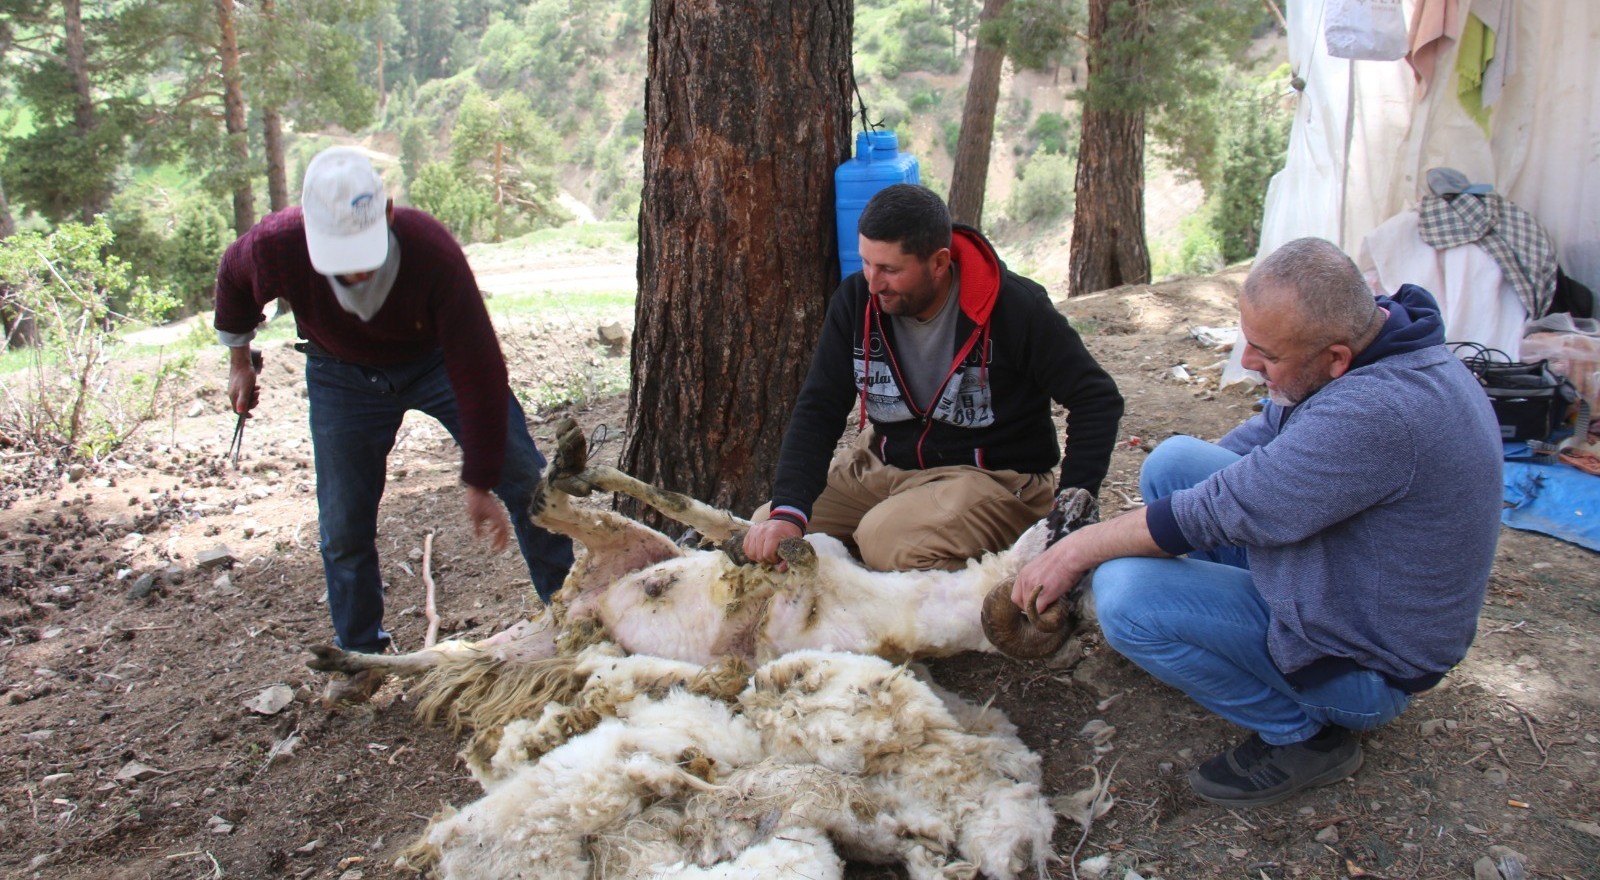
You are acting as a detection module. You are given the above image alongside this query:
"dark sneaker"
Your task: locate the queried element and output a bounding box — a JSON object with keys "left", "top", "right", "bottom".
{"left": 1188, "top": 727, "right": 1363, "bottom": 807}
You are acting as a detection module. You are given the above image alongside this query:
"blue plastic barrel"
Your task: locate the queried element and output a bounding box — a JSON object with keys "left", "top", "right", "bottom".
{"left": 835, "top": 131, "right": 920, "bottom": 278}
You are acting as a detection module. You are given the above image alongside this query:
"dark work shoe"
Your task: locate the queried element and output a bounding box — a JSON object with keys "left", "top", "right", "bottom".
{"left": 1187, "top": 727, "right": 1363, "bottom": 807}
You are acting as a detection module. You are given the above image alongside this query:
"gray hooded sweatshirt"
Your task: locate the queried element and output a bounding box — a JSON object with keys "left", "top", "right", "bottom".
{"left": 1145, "top": 285, "right": 1503, "bottom": 690}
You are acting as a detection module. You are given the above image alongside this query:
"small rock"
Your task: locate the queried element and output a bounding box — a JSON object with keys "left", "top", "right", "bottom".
{"left": 207, "top": 815, "right": 234, "bottom": 834}
{"left": 1565, "top": 820, "right": 1600, "bottom": 839}
{"left": 39, "top": 773, "right": 72, "bottom": 787}
{"left": 23, "top": 729, "right": 55, "bottom": 742}
{"left": 214, "top": 572, "right": 235, "bottom": 593}
{"left": 1473, "top": 856, "right": 1501, "bottom": 880}
{"left": 295, "top": 839, "right": 323, "bottom": 855}
{"left": 186, "top": 401, "right": 205, "bottom": 418}
{"left": 244, "top": 685, "right": 295, "bottom": 715}
{"left": 1314, "top": 824, "right": 1340, "bottom": 844}
{"left": 41, "top": 627, "right": 64, "bottom": 640}
{"left": 121, "top": 533, "right": 145, "bottom": 552}
{"left": 597, "top": 322, "right": 629, "bottom": 348}
{"left": 67, "top": 464, "right": 87, "bottom": 482}
{"left": 195, "top": 545, "right": 237, "bottom": 571}
{"left": 1482, "top": 765, "right": 1510, "bottom": 787}
{"left": 115, "top": 761, "right": 163, "bottom": 783}
{"left": 28, "top": 854, "right": 51, "bottom": 870}
{"left": 1419, "top": 718, "right": 1450, "bottom": 736}
{"left": 127, "top": 573, "right": 157, "bottom": 600}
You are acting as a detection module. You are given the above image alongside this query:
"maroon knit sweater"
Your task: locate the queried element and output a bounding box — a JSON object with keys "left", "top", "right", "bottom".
{"left": 214, "top": 207, "right": 510, "bottom": 489}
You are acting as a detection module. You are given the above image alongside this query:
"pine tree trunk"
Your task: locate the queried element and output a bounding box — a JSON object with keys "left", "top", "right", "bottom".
{"left": 261, "top": 0, "right": 289, "bottom": 213}
{"left": 376, "top": 34, "right": 386, "bottom": 111}
{"left": 216, "top": 0, "right": 255, "bottom": 235}
{"left": 947, "top": 0, "right": 1010, "bottom": 228}
{"left": 625, "top": 0, "right": 854, "bottom": 521}
{"left": 1068, "top": 0, "right": 1150, "bottom": 297}
{"left": 62, "top": 0, "right": 109, "bottom": 221}
{"left": 264, "top": 110, "right": 288, "bottom": 212}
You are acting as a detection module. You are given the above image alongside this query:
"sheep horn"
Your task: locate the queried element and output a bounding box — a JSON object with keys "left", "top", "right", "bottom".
{"left": 981, "top": 576, "right": 1076, "bottom": 659}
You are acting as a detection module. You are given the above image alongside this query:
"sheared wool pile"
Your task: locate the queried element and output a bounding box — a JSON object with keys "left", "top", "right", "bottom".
{"left": 401, "top": 646, "right": 1055, "bottom": 880}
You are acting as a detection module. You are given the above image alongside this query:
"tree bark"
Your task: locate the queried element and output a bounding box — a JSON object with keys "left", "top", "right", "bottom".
{"left": 625, "top": 0, "right": 854, "bottom": 521}
{"left": 216, "top": 0, "right": 255, "bottom": 235}
{"left": 1068, "top": 0, "right": 1150, "bottom": 297}
{"left": 947, "top": 0, "right": 1010, "bottom": 228}
{"left": 263, "top": 108, "right": 287, "bottom": 212}
{"left": 260, "top": 0, "right": 289, "bottom": 212}
{"left": 62, "top": 0, "right": 109, "bottom": 221}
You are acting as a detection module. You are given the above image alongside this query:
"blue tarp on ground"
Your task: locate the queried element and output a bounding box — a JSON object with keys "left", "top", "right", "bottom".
{"left": 1501, "top": 444, "right": 1600, "bottom": 552}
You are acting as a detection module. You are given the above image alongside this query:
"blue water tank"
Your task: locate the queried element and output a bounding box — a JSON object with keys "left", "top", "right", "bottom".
{"left": 835, "top": 130, "right": 920, "bottom": 278}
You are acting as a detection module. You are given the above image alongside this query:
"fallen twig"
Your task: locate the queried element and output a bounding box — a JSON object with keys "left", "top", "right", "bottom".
{"left": 422, "top": 531, "right": 440, "bottom": 648}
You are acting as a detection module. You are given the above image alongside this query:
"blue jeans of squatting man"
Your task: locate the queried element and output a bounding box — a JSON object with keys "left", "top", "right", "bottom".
{"left": 305, "top": 349, "right": 574, "bottom": 654}
{"left": 1090, "top": 435, "right": 1412, "bottom": 745}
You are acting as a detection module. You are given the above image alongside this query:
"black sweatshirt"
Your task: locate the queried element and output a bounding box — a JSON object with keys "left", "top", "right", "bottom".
{"left": 769, "top": 225, "right": 1124, "bottom": 527}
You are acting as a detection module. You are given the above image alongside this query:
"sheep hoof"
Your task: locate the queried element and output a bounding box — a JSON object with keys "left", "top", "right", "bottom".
{"left": 549, "top": 417, "right": 589, "bottom": 480}
{"left": 1045, "top": 488, "right": 1100, "bottom": 546}
{"left": 981, "top": 577, "right": 1076, "bottom": 659}
{"left": 306, "top": 644, "right": 373, "bottom": 674}
{"left": 776, "top": 537, "right": 817, "bottom": 574}
{"left": 721, "top": 531, "right": 754, "bottom": 566}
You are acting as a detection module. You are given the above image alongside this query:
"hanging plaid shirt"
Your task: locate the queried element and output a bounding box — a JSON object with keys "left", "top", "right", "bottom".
{"left": 1417, "top": 192, "right": 1557, "bottom": 317}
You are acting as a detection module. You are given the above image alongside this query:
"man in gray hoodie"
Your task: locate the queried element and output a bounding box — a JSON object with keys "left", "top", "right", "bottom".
{"left": 1014, "top": 237, "right": 1503, "bottom": 807}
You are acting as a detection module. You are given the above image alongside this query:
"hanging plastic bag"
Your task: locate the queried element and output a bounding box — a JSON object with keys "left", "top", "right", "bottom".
{"left": 1325, "top": 0, "right": 1409, "bottom": 61}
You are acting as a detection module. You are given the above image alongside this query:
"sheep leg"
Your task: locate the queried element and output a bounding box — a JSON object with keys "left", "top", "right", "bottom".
{"left": 307, "top": 619, "right": 559, "bottom": 677}
{"left": 543, "top": 417, "right": 749, "bottom": 544}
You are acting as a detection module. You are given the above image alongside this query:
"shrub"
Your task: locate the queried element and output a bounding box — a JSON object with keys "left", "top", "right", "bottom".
{"left": 1028, "top": 111, "right": 1077, "bottom": 157}
{"left": 0, "top": 219, "right": 187, "bottom": 458}
{"left": 1008, "top": 154, "right": 1074, "bottom": 223}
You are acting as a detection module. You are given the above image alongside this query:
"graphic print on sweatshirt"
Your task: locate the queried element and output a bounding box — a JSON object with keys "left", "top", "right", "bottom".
{"left": 853, "top": 338, "right": 996, "bottom": 428}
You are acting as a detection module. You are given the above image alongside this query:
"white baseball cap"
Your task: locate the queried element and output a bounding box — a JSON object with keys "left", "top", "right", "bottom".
{"left": 301, "top": 147, "right": 389, "bottom": 275}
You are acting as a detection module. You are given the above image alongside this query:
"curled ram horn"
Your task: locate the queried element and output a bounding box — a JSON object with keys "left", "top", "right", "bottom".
{"left": 981, "top": 577, "right": 1076, "bottom": 659}
{"left": 981, "top": 487, "right": 1100, "bottom": 659}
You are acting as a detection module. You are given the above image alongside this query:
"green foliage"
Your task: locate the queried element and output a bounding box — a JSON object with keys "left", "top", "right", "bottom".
{"left": 891, "top": 1, "right": 960, "bottom": 75}
{"left": 1212, "top": 67, "right": 1293, "bottom": 262}
{"left": 399, "top": 116, "right": 432, "bottom": 191}
{"left": 1027, "top": 111, "right": 1077, "bottom": 157}
{"left": 1152, "top": 206, "right": 1225, "bottom": 277}
{"left": 942, "top": 119, "right": 963, "bottom": 158}
{"left": 1008, "top": 154, "right": 1075, "bottom": 223}
{"left": 409, "top": 161, "right": 493, "bottom": 239}
{"left": 447, "top": 87, "right": 567, "bottom": 239}
{"left": 0, "top": 219, "right": 187, "bottom": 457}
{"left": 908, "top": 87, "right": 944, "bottom": 113}
{"left": 992, "top": 0, "right": 1082, "bottom": 72}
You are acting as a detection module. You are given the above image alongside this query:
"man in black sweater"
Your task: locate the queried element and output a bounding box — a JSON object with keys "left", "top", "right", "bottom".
{"left": 745, "top": 184, "right": 1123, "bottom": 571}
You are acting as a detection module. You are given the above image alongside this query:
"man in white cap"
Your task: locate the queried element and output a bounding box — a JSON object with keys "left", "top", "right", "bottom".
{"left": 214, "top": 146, "right": 573, "bottom": 705}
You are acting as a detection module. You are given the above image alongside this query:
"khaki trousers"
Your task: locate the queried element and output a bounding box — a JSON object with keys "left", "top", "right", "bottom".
{"left": 762, "top": 433, "right": 1054, "bottom": 572}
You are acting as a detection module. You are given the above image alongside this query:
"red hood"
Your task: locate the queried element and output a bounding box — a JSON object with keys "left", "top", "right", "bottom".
{"left": 951, "top": 225, "right": 1001, "bottom": 326}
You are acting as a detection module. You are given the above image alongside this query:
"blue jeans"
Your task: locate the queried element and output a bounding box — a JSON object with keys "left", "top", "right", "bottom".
{"left": 1091, "top": 435, "right": 1411, "bottom": 744}
{"left": 306, "top": 349, "right": 574, "bottom": 653}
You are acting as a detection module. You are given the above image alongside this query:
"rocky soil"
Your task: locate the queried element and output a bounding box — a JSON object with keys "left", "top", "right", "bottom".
{"left": 1, "top": 271, "right": 1596, "bottom": 880}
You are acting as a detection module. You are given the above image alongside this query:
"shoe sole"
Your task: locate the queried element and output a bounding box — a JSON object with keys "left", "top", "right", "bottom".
{"left": 1187, "top": 747, "right": 1364, "bottom": 808}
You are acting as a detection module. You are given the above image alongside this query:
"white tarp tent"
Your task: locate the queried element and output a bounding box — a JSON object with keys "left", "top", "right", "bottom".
{"left": 1256, "top": 0, "right": 1599, "bottom": 305}
{"left": 1226, "top": 0, "right": 1600, "bottom": 383}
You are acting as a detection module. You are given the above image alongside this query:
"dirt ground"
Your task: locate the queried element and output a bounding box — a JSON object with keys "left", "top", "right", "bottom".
{"left": 2, "top": 270, "right": 1597, "bottom": 880}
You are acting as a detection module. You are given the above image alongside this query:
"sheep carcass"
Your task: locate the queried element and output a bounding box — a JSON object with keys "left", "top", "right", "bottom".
{"left": 405, "top": 648, "right": 1053, "bottom": 880}
{"left": 308, "top": 417, "right": 1096, "bottom": 727}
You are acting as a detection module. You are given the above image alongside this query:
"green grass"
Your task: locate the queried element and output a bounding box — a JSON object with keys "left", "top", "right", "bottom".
{"left": 486, "top": 289, "right": 634, "bottom": 319}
